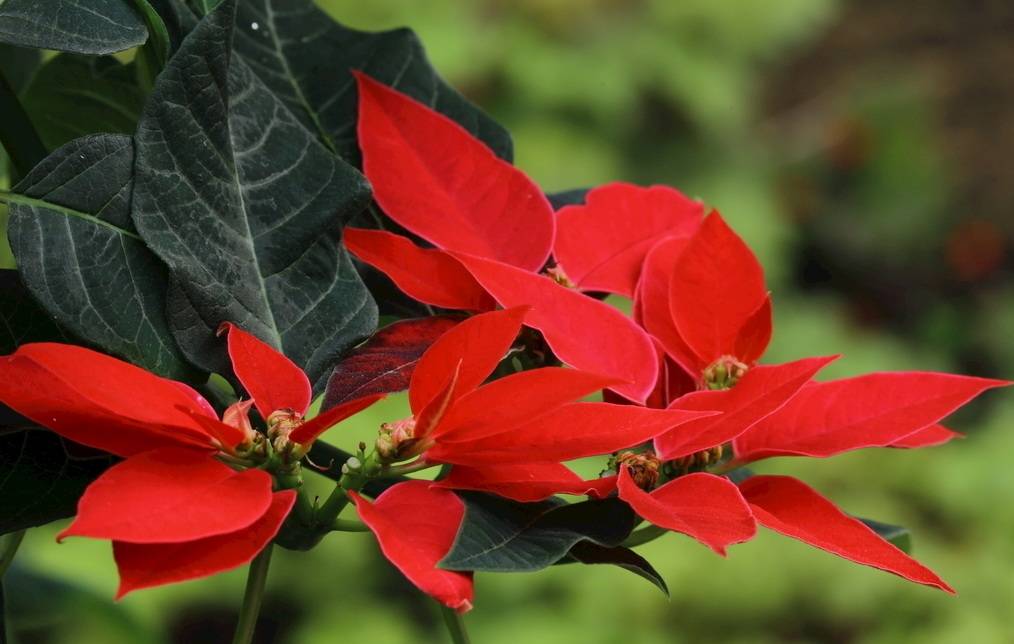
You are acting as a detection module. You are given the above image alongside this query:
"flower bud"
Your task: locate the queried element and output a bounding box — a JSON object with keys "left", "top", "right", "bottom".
{"left": 376, "top": 417, "right": 418, "bottom": 462}
{"left": 615, "top": 450, "right": 662, "bottom": 490}
{"left": 545, "top": 264, "right": 576, "bottom": 288}
{"left": 702, "top": 355, "right": 749, "bottom": 390}
{"left": 266, "top": 408, "right": 304, "bottom": 439}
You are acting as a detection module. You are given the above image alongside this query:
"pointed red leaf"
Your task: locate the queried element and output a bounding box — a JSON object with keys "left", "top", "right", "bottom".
{"left": 345, "top": 228, "right": 496, "bottom": 312}
{"left": 733, "top": 296, "right": 773, "bottom": 366}
{"left": 636, "top": 237, "right": 702, "bottom": 376}
{"left": 322, "top": 315, "right": 462, "bottom": 409}
{"left": 434, "top": 367, "right": 623, "bottom": 441}
{"left": 452, "top": 253, "right": 658, "bottom": 402}
{"left": 351, "top": 481, "right": 474, "bottom": 612}
{"left": 655, "top": 356, "right": 837, "bottom": 460}
{"left": 355, "top": 72, "right": 554, "bottom": 271}
{"left": 617, "top": 468, "right": 756, "bottom": 555}
{"left": 113, "top": 490, "right": 295, "bottom": 599}
{"left": 221, "top": 323, "right": 311, "bottom": 418}
{"left": 415, "top": 361, "right": 462, "bottom": 441}
{"left": 289, "top": 393, "right": 386, "bottom": 445}
{"left": 669, "top": 213, "right": 768, "bottom": 367}
{"left": 59, "top": 448, "right": 274, "bottom": 543}
{"left": 890, "top": 424, "right": 963, "bottom": 449}
{"left": 740, "top": 475, "right": 953, "bottom": 592}
{"left": 178, "top": 409, "right": 249, "bottom": 451}
{"left": 434, "top": 463, "right": 617, "bottom": 502}
{"left": 0, "top": 347, "right": 214, "bottom": 456}
{"left": 409, "top": 307, "right": 527, "bottom": 415}
{"left": 732, "top": 373, "right": 1009, "bottom": 462}
{"left": 553, "top": 183, "right": 704, "bottom": 296}
{"left": 427, "top": 402, "right": 715, "bottom": 465}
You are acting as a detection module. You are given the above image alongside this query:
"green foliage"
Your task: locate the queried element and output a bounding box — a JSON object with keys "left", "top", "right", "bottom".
{"left": 6, "top": 135, "right": 192, "bottom": 379}
{"left": 441, "top": 494, "right": 636, "bottom": 572}
{"left": 20, "top": 56, "right": 145, "bottom": 150}
{"left": 130, "top": 0, "right": 375, "bottom": 387}
{"left": 0, "top": 0, "right": 148, "bottom": 55}
{"left": 232, "top": 0, "right": 513, "bottom": 163}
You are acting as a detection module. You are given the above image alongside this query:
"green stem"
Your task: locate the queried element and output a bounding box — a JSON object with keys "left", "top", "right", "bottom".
{"left": 0, "top": 530, "right": 26, "bottom": 578}
{"left": 622, "top": 524, "right": 668, "bottom": 548}
{"left": 381, "top": 459, "right": 438, "bottom": 477}
{"left": 331, "top": 519, "right": 370, "bottom": 532}
{"left": 232, "top": 545, "right": 273, "bottom": 644}
{"left": 439, "top": 603, "right": 471, "bottom": 644}
{"left": 0, "top": 71, "right": 46, "bottom": 177}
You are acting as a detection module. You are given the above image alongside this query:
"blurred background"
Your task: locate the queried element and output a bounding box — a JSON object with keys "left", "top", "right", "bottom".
{"left": 4, "top": 0, "right": 1014, "bottom": 642}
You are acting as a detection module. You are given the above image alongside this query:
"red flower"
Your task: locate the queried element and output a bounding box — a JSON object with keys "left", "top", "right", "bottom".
{"left": 554, "top": 183, "right": 1010, "bottom": 591}
{"left": 347, "top": 307, "right": 713, "bottom": 609}
{"left": 362, "top": 307, "right": 711, "bottom": 468}
{"left": 343, "top": 72, "right": 660, "bottom": 403}
{"left": 0, "top": 326, "right": 379, "bottom": 597}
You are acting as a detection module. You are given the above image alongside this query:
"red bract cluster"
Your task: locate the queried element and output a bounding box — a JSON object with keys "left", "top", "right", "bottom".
{"left": 0, "top": 69, "right": 1006, "bottom": 617}
{"left": 0, "top": 326, "right": 377, "bottom": 597}
{"left": 343, "top": 72, "right": 1010, "bottom": 605}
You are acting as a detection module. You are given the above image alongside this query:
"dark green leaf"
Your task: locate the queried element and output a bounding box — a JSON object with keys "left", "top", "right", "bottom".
{"left": 131, "top": 0, "right": 172, "bottom": 90}
{"left": 859, "top": 517, "right": 913, "bottom": 554}
{"left": 547, "top": 187, "right": 589, "bottom": 211}
{"left": 5, "top": 134, "right": 194, "bottom": 379}
{"left": 147, "top": 0, "right": 199, "bottom": 50}
{"left": 440, "top": 493, "right": 637, "bottom": 573}
{"left": 20, "top": 55, "right": 145, "bottom": 150}
{"left": 0, "top": 269, "right": 70, "bottom": 353}
{"left": 132, "top": 0, "right": 376, "bottom": 390}
{"left": 0, "top": 44, "right": 40, "bottom": 93}
{"left": 0, "top": 423, "right": 115, "bottom": 535}
{"left": 725, "top": 467, "right": 756, "bottom": 485}
{"left": 564, "top": 541, "right": 670, "bottom": 597}
{"left": 0, "top": 0, "right": 148, "bottom": 55}
{"left": 233, "top": 0, "right": 512, "bottom": 163}
{"left": 190, "top": 0, "right": 223, "bottom": 16}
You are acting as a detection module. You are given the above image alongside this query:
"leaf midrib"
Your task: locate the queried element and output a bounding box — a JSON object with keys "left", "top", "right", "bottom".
{"left": 0, "top": 189, "right": 142, "bottom": 240}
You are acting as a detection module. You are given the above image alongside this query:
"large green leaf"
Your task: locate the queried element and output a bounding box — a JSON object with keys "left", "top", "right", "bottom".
{"left": 232, "top": 0, "right": 512, "bottom": 163}
{"left": 5, "top": 134, "right": 193, "bottom": 379}
{"left": 131, "top": 0, "right": 376, "bottom": 389}
{"left": 0, "top": 44, "right": 40, "bottom": 93}
{"left": 0, "top": 0, "right": 147, "bottom": 55}
{"left": 20, "top": 55, "right": 145, "bottom": 151}
{"left": 564, "top": 542, "right": 670, "bottom": 597}
{"left": 440, "top": 493, "right": 638, "bottom": 573}
{"left": 0, "top": 269, "right": 70, "bottom": 353}
{"left": 859, "top": 517, "right": 913, "bottom": 554}
{"left": 0, "top": 422, "right": 115, "bottom": 536}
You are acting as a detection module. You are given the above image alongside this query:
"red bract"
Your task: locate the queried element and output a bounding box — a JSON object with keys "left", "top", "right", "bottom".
{"left": 354, "top": 71, "right": 554, "bottom": 272}
{"left": 379, "top": 307, "right": 712, "bottom": 465}
{"left": 553, "top": 182, "right": 704, "bottom": 297}
{"left": 433, "top": 463, "right": 616, "bottom": 503}
{"left": 347, "top": 73, "right": 661, "bottom": 402}
{"left": 617, "top": 467, "right": 755, "bottom": 555}
{"left": 731, "top": 373, "right": 1008, "bottom": 462}
{"left": 740, "top": 476, "right": 954, "bottom": 592}
{"left": 350, "top": 482, "right": 474, "bottom": 612}
{"left": 0, "top": 326, "right": 380, "bottom": 596}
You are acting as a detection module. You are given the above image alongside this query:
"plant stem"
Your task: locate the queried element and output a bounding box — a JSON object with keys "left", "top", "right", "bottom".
{"left": 381, "top": 458, "right": 437, "bottom": 477}
{"left": 439, "top": 603, "right": 471, "bottom": 644}
{"left": 0, "top": 530, "right": 26, "bottom": 578}
{"left": 622, "top": 524, "right": 668, "bottom": 548}
{"left": 232, "top": 545, "right": 273, "bottom": 644}
{"left": 331, "top": 518, "right": 370, "bottom": 532}
{"left": 0, "top": 71, "right": 46, "bottom": 177}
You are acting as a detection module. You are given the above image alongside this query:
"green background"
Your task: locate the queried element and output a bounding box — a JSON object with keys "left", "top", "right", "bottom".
{"left": 5, "top": 0, "right": 1014, "bottom": 642}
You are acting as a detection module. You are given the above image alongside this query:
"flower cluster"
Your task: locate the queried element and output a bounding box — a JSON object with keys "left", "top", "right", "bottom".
{"left": 0, "top": 71, "right": 1006, "bottom": 616}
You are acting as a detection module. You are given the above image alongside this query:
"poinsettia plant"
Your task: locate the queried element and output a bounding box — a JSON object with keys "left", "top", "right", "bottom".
{"left": 0, "top": 0, "right": 1008, "bottom": 642}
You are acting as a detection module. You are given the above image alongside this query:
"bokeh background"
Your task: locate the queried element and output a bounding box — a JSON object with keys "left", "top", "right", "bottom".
{"left": 4, "top": 0, "right": 1014, "bottom": 642}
